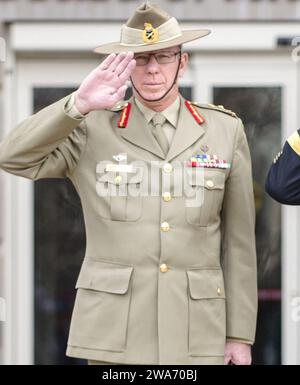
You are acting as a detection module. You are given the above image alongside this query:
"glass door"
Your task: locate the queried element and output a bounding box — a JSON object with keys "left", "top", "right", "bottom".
{"left": 214, "top": 86, "right": 281, "bottom": 364}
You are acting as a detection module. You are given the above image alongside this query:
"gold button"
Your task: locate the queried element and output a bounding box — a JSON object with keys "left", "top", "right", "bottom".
{"left": 217, "top": 287, "right": 221, "bottom": 296}
{"left": 163, "top": 163, "right": 173, "bottom": 173}
{"left": 160, "top": 263, "right": 168, "bottom": 273}
{"left": 115, "top": 175, "right": 122, "bottom": 185}
{"left": 161, "top": 222, "right": 170, "bottom": 232}
{"left": 162, "top": 192, "right": 172, "bottom": 202}
{"left": 206, "top": 180, "right": 214, "bottom": 188}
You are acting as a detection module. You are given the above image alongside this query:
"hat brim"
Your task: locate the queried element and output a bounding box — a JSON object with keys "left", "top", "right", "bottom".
{"left": 93, "top": 29, "right": 211, "bottom": 54}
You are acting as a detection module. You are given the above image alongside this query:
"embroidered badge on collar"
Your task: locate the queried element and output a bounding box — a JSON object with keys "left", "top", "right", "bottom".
{"left": 185, "top": 101, "right": 205, "bottom": 125}
{"left": 118, "top": 103, "right": 131, "bottom": 128}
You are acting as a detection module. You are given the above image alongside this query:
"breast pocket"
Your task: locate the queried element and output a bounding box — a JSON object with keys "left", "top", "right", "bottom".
{"left": 68, "top": 258, "right": 134, "bottom": 352}
{"left": 187, "top": 268, "right": 226, "bottom": 357}
{"left": 96, "top": 163, "right": 143, "bottom": 221}
{"left": 185, "top": 169, "right": 226, "bottom": 227}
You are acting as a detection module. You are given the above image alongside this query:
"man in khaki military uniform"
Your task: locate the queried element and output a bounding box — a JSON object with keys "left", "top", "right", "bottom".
{"left": 0, "top": 2, "right": 257, "bottom": 365}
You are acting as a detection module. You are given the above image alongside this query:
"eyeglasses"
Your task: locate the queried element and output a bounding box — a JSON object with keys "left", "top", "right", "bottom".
{"left": 134, "top": 51, "right": 181, "bottom": 66}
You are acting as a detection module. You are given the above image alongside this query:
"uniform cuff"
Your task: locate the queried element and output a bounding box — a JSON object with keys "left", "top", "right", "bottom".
{"left": 64, "top": 92, "right": 87, "bottom": 120}
{"left": 226, "top": 337, "right": 253, "bottom": 345}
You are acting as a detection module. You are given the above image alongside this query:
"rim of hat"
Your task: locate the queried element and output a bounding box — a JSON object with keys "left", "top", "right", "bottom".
{"left": 93, "top": 2, "right": 211, "bottom": 54}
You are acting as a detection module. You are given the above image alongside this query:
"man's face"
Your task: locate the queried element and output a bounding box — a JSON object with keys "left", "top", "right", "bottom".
{"left": 130, "top": 45, "right": 188, "bottom": 101}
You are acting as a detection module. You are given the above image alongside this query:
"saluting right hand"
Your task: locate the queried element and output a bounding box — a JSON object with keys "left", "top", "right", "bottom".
{"left": 74, "top": 51, "right": 136, "bottom": 115}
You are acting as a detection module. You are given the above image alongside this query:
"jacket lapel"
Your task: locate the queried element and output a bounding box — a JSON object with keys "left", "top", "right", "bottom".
{"left": 119, "top": 97, "right": 166, "bottom": 159}
{"left": 165, "top": 95, "right": 206, "bottom": 162}
{"left": 119, "top": 95, "right": 206, "bottom": 162}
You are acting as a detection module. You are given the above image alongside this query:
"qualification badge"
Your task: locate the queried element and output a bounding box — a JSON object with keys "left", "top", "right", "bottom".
{"left": 142, "top": 23, "right": 159, "bottom": 44}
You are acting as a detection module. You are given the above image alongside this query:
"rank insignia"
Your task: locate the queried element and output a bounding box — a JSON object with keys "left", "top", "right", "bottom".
{"left": 186, "top": 154, "right": 231, "bottom": 169}
{"left": 273, "top": 150, "right": 282, "bottom": 164}
{"left": 142, "top": 23, "right": 159, "bottom": 44}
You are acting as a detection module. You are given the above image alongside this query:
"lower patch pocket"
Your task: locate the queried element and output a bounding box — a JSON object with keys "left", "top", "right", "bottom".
{"left": 68, "top": 259, "right": 134, "bottom": 352}
{"left": 187, "top": 268, "right": 226, "bottom": 356}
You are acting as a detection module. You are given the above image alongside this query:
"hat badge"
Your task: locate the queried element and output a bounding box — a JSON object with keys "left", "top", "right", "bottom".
{"left": 142, "top": 23, "right": 159, "bottom": 44}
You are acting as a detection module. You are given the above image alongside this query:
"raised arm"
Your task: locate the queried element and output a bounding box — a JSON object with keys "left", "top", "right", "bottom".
{"left": 0, "top": 52, "right": 136, "bottom": 180}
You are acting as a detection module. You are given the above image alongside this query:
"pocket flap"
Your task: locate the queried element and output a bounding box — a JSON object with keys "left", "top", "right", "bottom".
{"left": 97, "top": 166, "right": 144, "bottom": 185}
{"left": 185, "top": 169, "right": 225, "bottom": 190}
{"left": 187, "top": 268, "right": 225, "bottom": 299}
{"left": 76, "top": 259, "right": 133, "bottom": 294}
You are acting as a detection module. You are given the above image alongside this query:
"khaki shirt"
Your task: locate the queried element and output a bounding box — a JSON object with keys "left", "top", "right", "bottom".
{"left": 135, "top": 96, "right": 180, "bottom": 146}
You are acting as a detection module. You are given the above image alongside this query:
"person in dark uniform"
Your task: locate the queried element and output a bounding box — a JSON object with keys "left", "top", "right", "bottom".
{"left": 265, "top": 129, "right": 300, "bottom": 204}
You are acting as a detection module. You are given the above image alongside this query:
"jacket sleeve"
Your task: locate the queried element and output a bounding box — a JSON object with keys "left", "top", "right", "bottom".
{"left": 265, "top": 129, "right": 300, "bottom": 205}
{"left": 221, "top": 118, "right": 258, "bottom": 344}
{"left": 0, "top": 93, "right": 88, "bottom": 180}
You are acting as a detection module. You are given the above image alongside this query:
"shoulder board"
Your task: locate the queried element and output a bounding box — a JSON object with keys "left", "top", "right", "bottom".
{"left": 191, "top": 102, "right": 238, "bottom": 118}
{"left": 108, "top": 101, "right": 128, "bottom": 112}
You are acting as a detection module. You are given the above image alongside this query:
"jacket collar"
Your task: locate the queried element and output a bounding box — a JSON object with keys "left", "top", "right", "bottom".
{"left": 119, "top": 94, "right": 206, "bottom": 161}
{"left": 134, "top": 96, "right": 180, "bottom": 128}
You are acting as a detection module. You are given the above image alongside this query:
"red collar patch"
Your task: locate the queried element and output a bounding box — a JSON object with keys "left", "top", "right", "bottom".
{"left": 185, "top": 100, "right": 205, "bottom": 125}
{"left": 118, "top": 103, "right": 131, "bottom": 128}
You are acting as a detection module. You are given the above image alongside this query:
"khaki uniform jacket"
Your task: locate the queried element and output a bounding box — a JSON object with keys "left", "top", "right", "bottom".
{"left": 0, "top": 93, "right": 257, "bottom": 365}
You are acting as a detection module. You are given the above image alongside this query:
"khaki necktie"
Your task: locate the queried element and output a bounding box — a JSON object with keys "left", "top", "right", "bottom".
{"left": 151, "top": 113, "right": 169, "bottom": 156}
